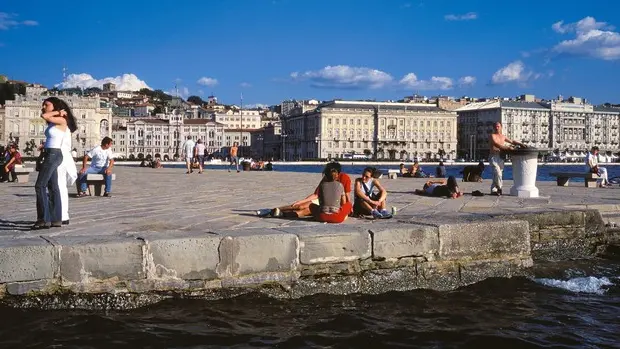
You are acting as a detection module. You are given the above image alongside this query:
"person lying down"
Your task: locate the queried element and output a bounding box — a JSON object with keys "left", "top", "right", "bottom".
{"left": 414, "top": 176, "right": 463, "bottom": 199}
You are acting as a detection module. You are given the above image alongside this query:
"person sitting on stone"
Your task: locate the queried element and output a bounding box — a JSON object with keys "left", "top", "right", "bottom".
{"left": 399, "top": 163, "right": 411, "bottom": 177}
{"left": 77, "top": 137, "right": 115, "bottom": 197}
{"left": 585, "top": 146, "right": 610, "bottom": 187}
{"left": 414, "top": 176, "right": 463, "bottom": 199}
{"left": 353, "top": 167, "right": 392, "bottom": 218}
{"left": 435, "top": 161, "right": 446, "bottom": 178}
{"left": 309, "top": 165, "right": 353, "bottom": 223}
{"left": 1, "top": 144, "right": 22, "bottom": 183}
{"left": 257, "top": 162, "right": 351, "bottom": 218}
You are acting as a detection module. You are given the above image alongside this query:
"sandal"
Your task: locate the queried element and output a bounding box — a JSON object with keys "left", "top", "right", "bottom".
{"left": 76, "top": 191, "right": 89, "bottom": 197}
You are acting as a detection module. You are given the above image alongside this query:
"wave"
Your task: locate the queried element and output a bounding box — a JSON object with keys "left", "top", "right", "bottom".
{"left": 534, "top": 276, "right": 615, "bottom": 295}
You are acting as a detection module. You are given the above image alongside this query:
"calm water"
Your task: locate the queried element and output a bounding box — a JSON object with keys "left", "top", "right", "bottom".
{"left": 1, "top": 260, "right": 619, "bottom": 348}
{"left": 154, "top": 163, "right": 620, "bottom": 182}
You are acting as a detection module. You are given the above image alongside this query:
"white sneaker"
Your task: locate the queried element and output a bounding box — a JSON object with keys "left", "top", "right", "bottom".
{"left": 256, "top": 209, "right": 271, "bottom": 217}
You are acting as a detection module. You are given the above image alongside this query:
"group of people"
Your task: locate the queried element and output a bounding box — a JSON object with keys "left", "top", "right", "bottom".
{"left": 257, "top": 162, "right": 393, "bottom": 223}
{"left": 399, "top": 161, "right": 447, "bottom": 178}
{"left": 31, "top": 97, "right": 115, "bottom": 230}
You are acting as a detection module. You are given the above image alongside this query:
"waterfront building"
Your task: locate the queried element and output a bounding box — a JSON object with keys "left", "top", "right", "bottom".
{"left": 456, "top": 95, "right": 620, "bottom": 159}
{"left": 111, "top": 112, "right": 225, "bottom": 160}
{"left": 281, "top": 100, "right": 458, "bottom": 161}
{"left": 3, "top": 88, "right": 112, "bottom": 156}
{"left": 213, "top": 110, "right": 261, "bottom": 130}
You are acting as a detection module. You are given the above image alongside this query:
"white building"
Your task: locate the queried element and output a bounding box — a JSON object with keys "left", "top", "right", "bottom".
{"left": 134, "top": 103, "right": 155, "bottom": 117}
{"left": 3, "top": 90, "right": 112, "bottom": 156}
{"left": 456, "top": 95, "right": 620, "bottom": 159}
{"left": 281, "top": 100, "right": 458, "bottom": 161}
{"left": 213, "top": 110, "right": 261, "bottom": 129}
{"left": 111, "top": 113, "right": 225, "bottom": 160}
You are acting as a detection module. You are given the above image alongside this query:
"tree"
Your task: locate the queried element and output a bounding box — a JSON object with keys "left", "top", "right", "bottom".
{"left": 153, "top": 105, "right": 164, "bottom": 115}
{"left": 84, "top": 87, "right": 102, "bottom": 95}
{"left": 187, "top": 95, "right": 204, "bottom": 105}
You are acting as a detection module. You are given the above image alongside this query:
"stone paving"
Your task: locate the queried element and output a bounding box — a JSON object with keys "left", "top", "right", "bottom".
{"left": 1, "top": 164, "right": 620, "bottom": 242}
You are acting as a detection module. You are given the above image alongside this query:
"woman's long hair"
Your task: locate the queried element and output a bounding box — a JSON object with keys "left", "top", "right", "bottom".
{"left": 43, "top": 97, "right": 78, "bottom": 133}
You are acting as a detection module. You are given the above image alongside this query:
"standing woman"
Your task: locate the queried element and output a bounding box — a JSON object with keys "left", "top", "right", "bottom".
{"left": 56, "top": 99, "right": 78, "bottom": 225}
{"left": 33, "top": 97, "right": 77, "bottom": 229}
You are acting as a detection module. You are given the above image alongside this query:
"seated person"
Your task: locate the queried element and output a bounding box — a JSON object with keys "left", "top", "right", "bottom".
{"left": 264, "top": 161, "right": 273, "bottom": 171}
{"left": 586, "top": 146, "right": 610, "bottom": 187}
{"left": 353, "top": 167, "right": 392, "bottom": 218}
{"left": 77, "top": 137, "right": 115, "bottom": 197}
{"left": 152, "top": 158, "right": 163, "bottom": 168}
{"left": 414, "top": 176, "right": 463, "bottom": 199}
{"left": 435, "top": 161, "right": 446, "bottom": 178}
{"left": 410, "top": 161, "right": 430, "bottom": 178}
{"left": 1, "top": 145, "right": 21, "bottom": 183}
{"left": 462, "top": 161, "right": 485, "bottom": 182}
{"left": 399, "top": 163, "right": 411, "bottom": 177}
{"left": 257, "top": 162, "right": 351, "bottom": 218}
{"left": 309, "top": 166, "right": 353, "bottom": 223}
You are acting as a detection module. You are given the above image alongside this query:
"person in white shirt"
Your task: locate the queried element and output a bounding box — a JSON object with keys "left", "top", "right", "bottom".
{"left": 585, "top": 146, "right": 609, "bottom": 187}
{"left": 77, "top": 137, "right": 115, "bottom": 197}
{"left": 194, "top": 139, "right": 206, "bottom": 174}
{"left": 182, "top": 136, "right": 195, "bottom": 174}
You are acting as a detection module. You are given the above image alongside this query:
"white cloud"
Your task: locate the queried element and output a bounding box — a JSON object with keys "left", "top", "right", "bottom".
{"left": 56, "top": 73, "right": 151, "bottom": 91}
{"left": 197, "top": 77, "right": 218, "bottom": 87}
{"left": 240, "top": 82, "right": 252, "bottom": 88}
{"left": 0, "top": 12, "right": 38, "bottom": 30}
{"left": 551, "top": 16, "right": 620, "bottom": 60}
{"left": 458, "top": 76, "right": 476, "bottom": 87}
{"left": 444, "top": 12, "right": 478, "bottom": 21}
{"left": 399, "top": 73, "right": 454, "bottom": 90}
{"left": 491, "top": 61, "right": 538, "bottom": 85}
{"left": 291, "top": 65, "right": 393, "bottom": 89}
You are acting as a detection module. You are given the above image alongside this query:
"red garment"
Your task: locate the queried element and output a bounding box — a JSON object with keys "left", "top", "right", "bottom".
{"left": 311, "top": 201, "right": 353, "bottom": 224}
{"left": 315, "top": 172, "right": 351, "bottom": 195}
{"left": 7, "top": 152, "right": 21, "bottom": 170}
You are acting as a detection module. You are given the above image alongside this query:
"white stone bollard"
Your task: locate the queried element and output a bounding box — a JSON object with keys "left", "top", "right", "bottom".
{"left": 510, "top": 148, "right": 544, "bottom": 198}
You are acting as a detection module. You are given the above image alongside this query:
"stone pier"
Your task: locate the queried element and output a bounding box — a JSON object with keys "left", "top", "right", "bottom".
{"left": 0, "top": 166, "right": 618, "bottom": 309}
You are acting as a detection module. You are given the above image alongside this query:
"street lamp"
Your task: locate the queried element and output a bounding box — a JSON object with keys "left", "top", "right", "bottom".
{"left": 469, "top": 134, "right": 476, "bottom": 161}
{"left": 315, "top": 134, "right": 321, "bottom": 159}
{"left": 281, "top": 133, "right": 288, "bottom": 161}
{"left": 257, "top": 134, "right": 264, "bottom": 159}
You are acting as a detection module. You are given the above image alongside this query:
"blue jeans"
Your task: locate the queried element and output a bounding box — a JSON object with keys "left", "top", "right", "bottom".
{"left": 79, "top": 167, "right": 112, "bottom": 193}
{"left": 35, "top": 148, "right": 63, "bottom": 223}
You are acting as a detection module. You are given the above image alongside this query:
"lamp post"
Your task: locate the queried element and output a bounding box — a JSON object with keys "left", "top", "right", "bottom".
{"left": 315, "top": 134, "right": 321, "bottom": 159}
{"left": 281, "top": 133, "right": 288, "bottom": 161}
{"left": 257, "top": 134, "right": 264, "bottom": 159}
{"left": 469, "top": 134, "right": 476, "bottom": 161}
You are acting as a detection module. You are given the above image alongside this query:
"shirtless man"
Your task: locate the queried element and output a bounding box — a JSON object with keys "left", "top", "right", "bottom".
{"left": 488, "top": 121, "right": 526, "bottom": 195}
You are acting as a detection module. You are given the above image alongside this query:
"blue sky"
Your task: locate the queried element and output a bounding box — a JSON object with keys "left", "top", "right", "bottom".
{"left": 1, "top": 0, "right": 619, "bottom": 106}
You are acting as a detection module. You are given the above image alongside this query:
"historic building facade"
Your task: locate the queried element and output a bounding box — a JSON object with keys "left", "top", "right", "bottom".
{"left": 456, "top": 96, "right": 620, "bottom": 159}
{"left": 111, "top": 113, "right": 225, "bottom": 160}
{"left": 281, "top": 100, "right": 458, "bottom": 161}
{"left": 3, "top": 89, "right": 112, "bottom": 156}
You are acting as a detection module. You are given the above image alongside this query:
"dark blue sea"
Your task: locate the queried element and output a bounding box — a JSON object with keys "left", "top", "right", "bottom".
{"left": 1, "top": 260, "right": 619, "bottom": 348}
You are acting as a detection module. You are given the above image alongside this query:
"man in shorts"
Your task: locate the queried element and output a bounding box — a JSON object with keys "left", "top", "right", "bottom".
{"left": 228, "top": 142, "right": 239, "bottom": 173}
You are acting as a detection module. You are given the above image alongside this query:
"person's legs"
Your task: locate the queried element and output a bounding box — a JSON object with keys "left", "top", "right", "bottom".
{"left": 9, "top": 167, "right": 17, "bottom": 182}
{"left": 599, "top": 166, "right": 609, "bottom": 186}
{"left": 79, "top": 167, "right": 101, "bottom": 193}
{"left": 34, "top": 149, "right": 63, "bottom": 224}
{"left": 186, "top": 158, "right": 192, "bottom": 173}
{"left": 47, "top": 167, "right": 62, "bottom": 223}
{"left": 198, "top": 155, "right": 204, "bottom": 172}
{"left": 235, "top": 157, "right": 239, "bottom": 172}
{"left": 489, "top": 155, "right": 503, "bottom": 193}
{"left": 100, "top": 167, "right": 112, "bottom": 193}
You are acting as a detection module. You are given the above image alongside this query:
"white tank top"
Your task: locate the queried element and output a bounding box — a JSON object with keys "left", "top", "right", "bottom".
{"left": 44, "top": 124, "right": 64, "bottom": 149}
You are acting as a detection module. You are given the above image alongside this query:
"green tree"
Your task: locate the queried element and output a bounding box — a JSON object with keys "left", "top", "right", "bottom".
{"left": 84, "top": 87, "right": 102, "bottom": 95}
{"left": 188, "top": 95, "right": 204, "bottom": 105}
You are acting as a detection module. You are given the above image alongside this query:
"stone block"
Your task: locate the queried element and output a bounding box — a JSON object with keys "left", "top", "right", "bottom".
{"left": 438, "top": 220, "right": 530, "bottom": 261}
{"left": 50, "top": 236, "right": 145, "bottom": 284}
{"left": 0, "top": 238, "right": 56, "bottom": 283}
{"left": 216, "top": 230, "right": 299, "bottom": 277}
{"left": 5, "top": 279, "right": 54, "bottom": 295}
{"left": 146, "top": 235, "right": 221, "bottom": 280}
{"left": 278, "top": 225, "right": 370, "bottom": 264}
{"left": 370, "top": 223, "right": 439, "bottom": 260}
